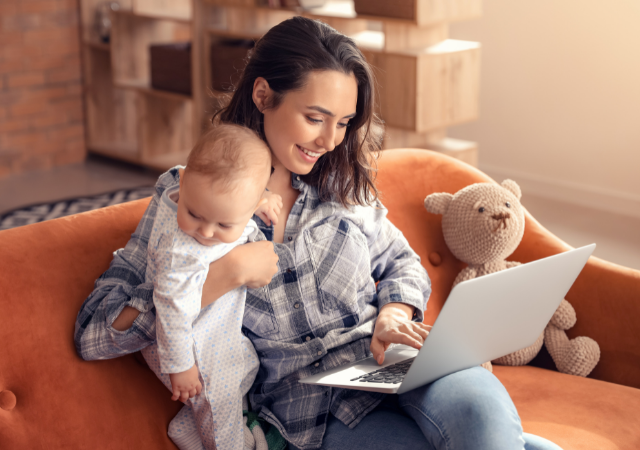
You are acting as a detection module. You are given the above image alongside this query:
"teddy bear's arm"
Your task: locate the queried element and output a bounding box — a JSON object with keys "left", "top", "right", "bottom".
{"left": 505, "top": 261, "right": 522, "bottom": 269}
{"left": 549, "top": 299, "right": 577, "bottom": 330}
{"left": 453, "top": 267, "right": 478, "bottom": 288}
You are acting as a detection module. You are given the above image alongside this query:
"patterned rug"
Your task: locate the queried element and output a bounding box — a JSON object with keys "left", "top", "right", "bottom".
{"left": 0, "top": 186, "right": 156, "bottom": 231}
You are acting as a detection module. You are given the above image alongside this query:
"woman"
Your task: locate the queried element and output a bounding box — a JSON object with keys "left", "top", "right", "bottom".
{"left": 75, "top": 16, "right": 561, "bottom": 450}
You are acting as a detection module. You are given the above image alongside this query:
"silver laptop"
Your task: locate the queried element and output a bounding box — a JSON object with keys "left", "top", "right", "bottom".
{"left": 299, "top": 244, "right": 595, "bottom": 395}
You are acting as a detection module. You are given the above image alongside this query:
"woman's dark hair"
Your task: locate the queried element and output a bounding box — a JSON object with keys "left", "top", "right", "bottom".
{"left": 213, "top": 16, "right": 383, "bottom": 207}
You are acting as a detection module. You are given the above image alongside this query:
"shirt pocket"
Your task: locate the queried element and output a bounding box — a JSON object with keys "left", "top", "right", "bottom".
{"left": 244, "top": 285, "right": 279, "bottom": 337}
{"left": 304, "top": 218, "right": 371, "bottom": 315}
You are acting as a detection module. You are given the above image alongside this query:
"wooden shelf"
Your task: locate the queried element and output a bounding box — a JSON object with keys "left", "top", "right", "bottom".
{"left": 115, "top": 79, "right": 193, "bottom": 101}
{"left": 80, "top": 0, "right": 481, "bottom": 169}
{"left": 142, "top": 150, "right": 191, "bottom": 171}
{"left": 204, "top": 0, "right": 482, "bottom": 27}
{"left": 89, "top": 142, "right": 189, "bottom": 172}
{"left": 116, "top": 8, "right": 192, "bottom": 24}
{"left": 88, "top": 142, "right": 140, "bottom": 163}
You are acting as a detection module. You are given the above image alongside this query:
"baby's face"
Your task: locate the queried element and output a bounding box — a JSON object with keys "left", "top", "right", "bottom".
{"left": 176, "top": 171, "right": 266, "bottom": 246}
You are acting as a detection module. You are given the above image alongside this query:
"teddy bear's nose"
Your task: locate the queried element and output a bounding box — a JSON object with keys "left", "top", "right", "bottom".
{"left": 492, "top": 212, "right": 511, "bottom": 232}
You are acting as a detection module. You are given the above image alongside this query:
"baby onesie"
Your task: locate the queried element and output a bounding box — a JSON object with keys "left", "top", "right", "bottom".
{"left": 141, "top": 184, "right": 259, "bottom": 450}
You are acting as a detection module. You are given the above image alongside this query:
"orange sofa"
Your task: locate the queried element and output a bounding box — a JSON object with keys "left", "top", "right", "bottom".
{"left": 1, "top": 149, "right": 639, "bottom": 449}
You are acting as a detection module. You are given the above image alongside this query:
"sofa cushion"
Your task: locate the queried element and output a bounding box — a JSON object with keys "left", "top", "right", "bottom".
{"left": 0, "top": 200, "right": 181, "bottom": 449}
{"left": 494, "top": 365, "right": 640, "bottom": 450}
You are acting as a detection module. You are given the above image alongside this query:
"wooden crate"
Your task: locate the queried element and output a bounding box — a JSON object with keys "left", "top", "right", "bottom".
{"left": 150, "top": 42, "right": 192, "bottom": 95}
{"left": 354, "top": 0, "right": 482, "bottom": 26}
{"left": 354, "top": 0, "right": 415, "bottom": 21}
{"left": 133, "top": 0, "right": 192, "bottom": 20}
{"left": 364, "top": 39, "right": 480, "bottom": 133}
{"left": 210, "top": 38, "right": 254, "bottom": 91}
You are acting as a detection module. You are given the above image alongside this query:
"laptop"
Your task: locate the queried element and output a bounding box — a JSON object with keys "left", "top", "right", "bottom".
{"left": 299, "top": 244, "right": 596, "bottom": 395}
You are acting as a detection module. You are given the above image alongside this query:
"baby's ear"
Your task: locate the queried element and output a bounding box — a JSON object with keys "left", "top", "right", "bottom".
{"left": 424, "top": 193, "right": 454, "bottom": 215}
{"left": 501, "top": 179, "right": 522, "bottom": 200}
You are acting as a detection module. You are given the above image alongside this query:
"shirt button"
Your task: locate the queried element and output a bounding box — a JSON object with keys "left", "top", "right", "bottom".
{"left": 288, "top": 236, "right": 292, "bottom": 241}
{"left": 314, "top": 362, "right": 320, "bottom": 367}
{"left": 306, "top": 336, "right": 311, "bottom": 342}
{"left": 294, "top": 303, "right": 300, "bottom": 309}
{"left": 317, "top": 351, "right": 322, "bottom": 356}
{"left": 296, "top": 176, "right": 300, "bottom": 181}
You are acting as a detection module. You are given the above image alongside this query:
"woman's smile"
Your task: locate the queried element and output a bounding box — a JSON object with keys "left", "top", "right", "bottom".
{"left": 296, "top": 144, "right": 323, "bottom": 162}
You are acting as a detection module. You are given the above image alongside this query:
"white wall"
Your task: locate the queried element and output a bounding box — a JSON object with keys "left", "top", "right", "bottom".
{"left": 449, "top": 0, "right": 640, "bottom": 218}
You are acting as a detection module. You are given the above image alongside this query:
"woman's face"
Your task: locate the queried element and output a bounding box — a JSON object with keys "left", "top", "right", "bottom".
{"left": 256, "top": 70, "right": 358, "bottom": 175}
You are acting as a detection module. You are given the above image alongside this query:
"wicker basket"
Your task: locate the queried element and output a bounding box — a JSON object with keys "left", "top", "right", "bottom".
{"left": 149, "top": 42, "right": 192, "bottom": 96}
{"left": 353, "top": 0, "right": 416, "bottom": 21}
{"left": 210, "top": 39, "right": 254, "bottom": 92}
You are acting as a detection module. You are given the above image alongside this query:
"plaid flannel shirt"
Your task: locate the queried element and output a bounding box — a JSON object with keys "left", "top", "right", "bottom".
{"left": 74, "top": 167, "right": 431, "bottom": 450}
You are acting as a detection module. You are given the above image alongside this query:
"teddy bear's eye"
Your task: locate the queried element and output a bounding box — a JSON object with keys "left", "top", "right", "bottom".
{"left": 505, "top": 202, "right": 511, "bottom": 208}
{"left": 478, "top": 207, "right": 485, "bottom": 213}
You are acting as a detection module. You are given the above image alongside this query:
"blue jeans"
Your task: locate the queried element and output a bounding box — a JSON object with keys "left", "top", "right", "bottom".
{"left": 292, "top": 367, "right": 562, "bottom": 450}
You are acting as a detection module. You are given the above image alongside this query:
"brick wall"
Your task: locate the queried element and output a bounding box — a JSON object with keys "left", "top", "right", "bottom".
{"left": 0, "top": 0, "right": 85, "bottom": 177}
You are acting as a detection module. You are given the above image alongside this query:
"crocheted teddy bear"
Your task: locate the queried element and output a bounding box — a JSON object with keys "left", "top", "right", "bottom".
{"left": 424, "top": 179, "right": 600, "bottom": 377}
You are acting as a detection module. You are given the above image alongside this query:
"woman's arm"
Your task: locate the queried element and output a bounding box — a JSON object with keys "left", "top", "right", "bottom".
{"left": 364, "top": 208, "right": 433, "bottom": 364}
{"left": 369, "top": 215, "right": 431, "bottom": 320}
{"left": 74, "top": 169, "right": 180, "bottom": 360}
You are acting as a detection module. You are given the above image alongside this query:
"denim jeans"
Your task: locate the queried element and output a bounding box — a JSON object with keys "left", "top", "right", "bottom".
{"left": 292, "top": 366, "right": 562, "bottom": 450}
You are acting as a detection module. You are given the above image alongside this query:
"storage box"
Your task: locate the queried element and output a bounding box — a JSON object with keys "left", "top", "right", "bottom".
{"left": 210, "top": 39, "right": 254, "bottom": 92}
{"left": 353, "top": 0, "right": 416, "bottom": 21}
{"left": 150, "top": 42, "right": 192, "bottom": 96}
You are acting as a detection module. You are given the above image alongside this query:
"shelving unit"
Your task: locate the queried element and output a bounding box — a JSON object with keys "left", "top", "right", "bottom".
{"left": 194, "top": 0, "right": 482, "bottom": 165}
{"left": 80, "top": 0, "right": 481, "bottom": 169}
{"left": 79, "top": 0, "right": 194, "bottom": 171}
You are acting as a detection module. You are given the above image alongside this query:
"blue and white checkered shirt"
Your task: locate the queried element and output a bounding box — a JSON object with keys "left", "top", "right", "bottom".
{"left": 74, "top": 167, "right": 431, "bottom": 449}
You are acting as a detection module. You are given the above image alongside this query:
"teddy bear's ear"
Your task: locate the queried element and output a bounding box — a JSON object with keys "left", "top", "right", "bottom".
{"left": 424, "top": 193, "right": 454, "bottom": 215}
{"left": 501, "top": 179, "right": 522, "bottom": 200}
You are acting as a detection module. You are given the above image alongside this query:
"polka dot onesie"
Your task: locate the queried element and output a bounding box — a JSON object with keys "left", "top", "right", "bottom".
{"left": 141, "top": 184, "right": 259, "bottom": 450}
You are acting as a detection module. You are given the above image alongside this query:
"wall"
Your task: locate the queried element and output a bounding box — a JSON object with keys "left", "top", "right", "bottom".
{"left": 450, "top": 0, "right": 640, "bottom": 218}
{"left": 0, "top": 0, "right": 85, "bottom": 177}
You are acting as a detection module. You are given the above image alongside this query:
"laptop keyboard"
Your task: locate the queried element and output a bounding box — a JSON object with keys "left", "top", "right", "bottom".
{"left": 349, "top": 357, "right": 416, "bottom": 384}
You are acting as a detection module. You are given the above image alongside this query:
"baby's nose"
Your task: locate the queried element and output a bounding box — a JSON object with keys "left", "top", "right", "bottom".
{"left": 200, "top": 225, "right": 215, "bottom": 238}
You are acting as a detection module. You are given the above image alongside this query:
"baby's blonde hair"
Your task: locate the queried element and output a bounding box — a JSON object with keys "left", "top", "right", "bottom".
{"left": 185, "top": 124, "right": 271, "bottom": 192}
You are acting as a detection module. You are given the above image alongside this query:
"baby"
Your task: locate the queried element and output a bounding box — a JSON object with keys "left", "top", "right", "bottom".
{"left": 140, "top": 124, "right": 281, "bottom": 450}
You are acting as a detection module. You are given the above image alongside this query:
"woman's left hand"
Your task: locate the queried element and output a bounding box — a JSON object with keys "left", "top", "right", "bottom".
{"left": 370, "top": 303, "right": 431, "bottom": 365}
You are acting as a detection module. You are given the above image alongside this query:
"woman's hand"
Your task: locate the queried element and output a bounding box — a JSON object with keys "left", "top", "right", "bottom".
{"left": 201, "top": 241, "right": 279, "bottom": 308}
{"left": 370, "top": 303, "right": 431, "bottom": 365}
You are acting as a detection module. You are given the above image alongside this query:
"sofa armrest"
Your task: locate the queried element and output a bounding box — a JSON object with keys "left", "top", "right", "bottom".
{"left": 513, "top": 213, "right": 640, "bottom": 389}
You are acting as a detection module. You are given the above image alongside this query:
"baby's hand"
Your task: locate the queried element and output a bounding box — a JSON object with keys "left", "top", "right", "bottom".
{"left": 169, "top": 365, "right": 202, "bottom": 403}
{"left": 256, "top": 190, "right": 283, "bottom": 226}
